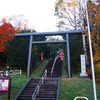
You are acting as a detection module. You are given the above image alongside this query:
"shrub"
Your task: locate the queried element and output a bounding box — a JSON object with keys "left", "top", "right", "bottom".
{"left": 87, "top": 64, "right": 100, "bottom": 82}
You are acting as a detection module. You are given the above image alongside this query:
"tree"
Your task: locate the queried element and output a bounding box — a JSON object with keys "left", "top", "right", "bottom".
{"left": 0, "top": 19, "right": 17, "bottom": 52}
{"left": 69, "top": 35, "right": 84, "bottom": 72}
{"left": 6, "top": 30, "right": 35, "bottom": 71}
{"left": 6, "top": 29, "right": 49, "bottom": 71}
{"left": 55, "top": 0, "right": 85, "bottom": 30}
{"left": 85, "top": 0, "right": 100, "bottom": 67}
{"left": 0, "top": 15, "right": 29, "bottom": 31}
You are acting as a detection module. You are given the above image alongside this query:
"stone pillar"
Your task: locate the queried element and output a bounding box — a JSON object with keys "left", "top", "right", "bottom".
{"left": 79, "top": 54, "right": 89, "bottom": 79}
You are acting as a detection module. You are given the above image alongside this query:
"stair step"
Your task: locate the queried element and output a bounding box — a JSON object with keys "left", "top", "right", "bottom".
{"left": 18, "top": 97, "right": 32, "bottom": 100}
{"left": 25, "top": 88, "right": 35, "bottom": 90}
{"left": 20, "top": 95, "right": 32, "bottom": 97}
{"left": 36, "top": 95, "right": 56, "bottom": 98}
{"left": 39, "top": 91, "right": 57, "bottom": 93}
{"left": 23, "top": 90, "right": 35, "bottom": 92}
{"left": 35, "top": 98, "right": 56, "bottom": 100}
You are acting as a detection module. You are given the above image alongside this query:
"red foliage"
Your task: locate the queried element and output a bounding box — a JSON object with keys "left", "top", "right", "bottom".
{"left": 0, "top": 22, "right": 17, "bottom": 52}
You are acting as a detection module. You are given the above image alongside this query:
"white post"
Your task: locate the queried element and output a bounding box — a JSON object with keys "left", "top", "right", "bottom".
{"left": 20, "top": 69, "right": 21, "bottom": 75}
{"left": 85, "top": 0, "right": 97, "bottom": 100}
{"left": 6, "top": 71, "right": 8, "bottom": 76}
{"left": 45, "top": 69, "right": 47, "bottom": 78}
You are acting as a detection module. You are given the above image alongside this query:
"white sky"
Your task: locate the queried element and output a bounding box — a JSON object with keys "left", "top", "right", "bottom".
{"left": 0, "top": 0, "right": 59, "bottom": 32}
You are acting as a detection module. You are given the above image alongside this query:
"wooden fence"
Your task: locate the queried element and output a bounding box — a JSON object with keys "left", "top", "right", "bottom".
{"left": 0, "top": 69, "right": 21, "bottom": 77}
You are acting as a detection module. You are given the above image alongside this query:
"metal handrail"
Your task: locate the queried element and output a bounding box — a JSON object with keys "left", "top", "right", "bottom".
{"left": 32, "top": 69, "right": 47, "bottom": 100}
{"left": 56, "top": 78, "right": 61, "bottom": 100}
{"left": 74, "top": 97, "right": 88, "bottom": 100}
{"left": 51, "top": 56, "right": 58, "bottom": 76}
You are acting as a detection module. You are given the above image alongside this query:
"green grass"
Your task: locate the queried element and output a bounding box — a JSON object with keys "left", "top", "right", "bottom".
{"left": 31, "top": 60, "right": 49, "bottom": 78}
{"left": 59, "top": 78, "right": 100, "bottom": 100}
{"left": 60, "top": 61, "right": 100, "bottom": 100}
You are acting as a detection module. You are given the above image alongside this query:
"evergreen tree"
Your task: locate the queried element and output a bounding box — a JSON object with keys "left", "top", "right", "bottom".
{"left": 6, "top": 29, "right": 48, "bottom": 71}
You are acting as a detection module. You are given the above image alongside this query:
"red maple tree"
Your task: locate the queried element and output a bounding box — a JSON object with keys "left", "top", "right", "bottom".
{"left": 0, "top": 18, "right": 18, "bottom": 52}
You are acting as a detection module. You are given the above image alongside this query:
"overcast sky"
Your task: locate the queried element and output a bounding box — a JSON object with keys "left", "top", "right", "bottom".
{"left": 0, "top": 0, "right": 59, "bottom": 32}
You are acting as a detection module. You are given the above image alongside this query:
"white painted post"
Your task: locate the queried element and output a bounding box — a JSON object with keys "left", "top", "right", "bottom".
{"left": 20, "top": 69, "right": 21, "bottom": 75}
{"left": 6, "top": 71, "right": 8, "bottom": 76}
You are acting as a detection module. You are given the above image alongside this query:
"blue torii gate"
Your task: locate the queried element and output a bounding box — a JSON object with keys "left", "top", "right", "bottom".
{"left": 14, "top": 30, "right": 85, "bottom": 78}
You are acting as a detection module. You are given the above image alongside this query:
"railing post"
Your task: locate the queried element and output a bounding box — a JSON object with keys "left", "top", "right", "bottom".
{"left": 38, "top": 85, "right": 39, "bottom": 95}
{"left": 42, "top": 76, "right": 44, "bottom": 85}
{"left": 45, "top": 69, "right": 47, "bottom": 79}
{"left": 6, "top": 71, "right": 8, "bottom": 76}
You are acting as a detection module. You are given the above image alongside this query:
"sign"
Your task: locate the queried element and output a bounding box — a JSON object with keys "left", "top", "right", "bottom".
{"left": 0, "top": 76, "right": 11, "bottom": 100}
{"left": 0, "top": 79, "right": 9, "bottom": 91}
{"left": 80, "top": 54, "right": 87, "bottom": 76}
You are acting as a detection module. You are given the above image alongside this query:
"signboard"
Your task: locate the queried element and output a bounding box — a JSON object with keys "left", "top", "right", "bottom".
{"left": 80, "top": 54, "right": 87, "bottom": 76}
{"left": 0, "top": 79, "right": 9, "bottom": 91}
{"left": 0, "top": 76, "right": 11, "bottom": 100}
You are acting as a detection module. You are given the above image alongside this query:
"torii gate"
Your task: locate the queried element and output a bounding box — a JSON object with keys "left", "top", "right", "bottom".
{"left": 15, "top": 30, "right": 85, "bottom": 78}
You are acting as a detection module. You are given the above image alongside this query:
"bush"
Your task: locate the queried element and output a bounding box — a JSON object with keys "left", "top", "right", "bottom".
{"left": 87, "top": 64, "right": 100, "bottom": 82}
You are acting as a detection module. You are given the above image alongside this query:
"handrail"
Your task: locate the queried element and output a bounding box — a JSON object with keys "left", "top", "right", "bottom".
{"left": 32, "top": 69, "right": 47, "bottom": 100}
{"left": 56, "top": 78, "right": 61, "bottom": 100}
{"left": 51, "top": 56, "right": 58, "bottom": 76}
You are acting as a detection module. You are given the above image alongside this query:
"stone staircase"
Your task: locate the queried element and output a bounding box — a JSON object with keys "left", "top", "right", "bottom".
{"left": 35, "top": 78, "right": 59, "bottom": 100}
{"left": 15, "top": 78, "right": 60, "bottom": 100}
{"left": 14, "top": 78, "right": 40, "bottom": 100}
{"left": 46, "top": 58, "right": 62, "bottom": 78}
{"left": 15, "top": 58, "right": 62, "bottom": 100}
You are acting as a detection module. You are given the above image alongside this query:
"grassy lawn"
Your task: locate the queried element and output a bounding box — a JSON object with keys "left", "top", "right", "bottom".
{"left": 60, "top": 60, "right": 100, "bottom": 100}
{"left": 0, "top": 59, "right": 100, "bottom": 100}
{"left": 59, "top": 78, "right": 100, "bottom": 100}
